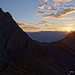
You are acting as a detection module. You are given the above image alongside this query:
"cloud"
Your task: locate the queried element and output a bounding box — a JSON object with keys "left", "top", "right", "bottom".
{"left": 43, "top": 14, "right": 55, "bottom": 19}
{"left": 17, "top": 22, "right": 27, "bottom": 27}
{"left": 22, "top": 26, "right": 39, "bottom": 30}
{"left": 55, "top": 16, "right": 75, "bottom": 20}
{"left": 43, "top": 8, "right": 75, "bottom": 19}
{"left": 38, "top": 3, "right": 46, "bottom": 9}
{"left": 66, "top": 21, "right": 75, "bottom": 26}
{"left": 36, "top": 11, "right": 45, "bottom": 15}
{"left": 47, "top": 6, "right": 55, "bottom": 10}
{"left": 47, "top": 6, "right": 52, "bottom": 10}
{"left": 53, "top": 0, "right": 71, "bottom": 3}
{"left": 53, "top": 0, "right": 72, "bottom": 7}
{"left": 38, "top": 21, "right": 53, "bottom": 26}
{"left": 44, "top": 0, "right": 48, "bottom": 2}
{"left": 58, "top": 8, "right": 75, "bottom": 16}
{"left": 17, "top": 22, "right": 40, "bottom": 32}
{"left": 64, "top": 5, "right": 73, "bottom": 7}
{"left": 37, "top": 0, "right": 74, "bottom": 19}
{"left": 46, "top": 27, "right": 59, "bottom": 31}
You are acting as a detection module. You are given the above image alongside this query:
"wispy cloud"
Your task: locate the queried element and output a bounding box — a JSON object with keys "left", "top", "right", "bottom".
{"left": 53, "top": 0, "right": 71, "bottom": 3}
{"left": 36, "top": 11, "right": 45, "bottom": 15}
{"left": 54, "top": 16, "right": 75, "bottom": 20}
{"left": 38, "top": 21, "right": 53, "bottom": 26}
{"left": 17, "top": 22, "right": 40, "bottom": 32}
{"left": 17, "top": 22, "right": 27, "bottom": 27}
{"left": 47, "top": 6, "right": 55, "bottom": 10}
{"left": 37, "top": 0, "right": 75, "bottom": 19}
{"left": 43, "top": 8, "right": 75, "bottom": 19}
{"left": 53, "top": 0, "right": 72, "bottom": 7}
{"left": 64, "top": 5, "right": 73, "bottom": 7}
{"left": 44, "top": 0, "right": 48, "bottom": 2}
{"left": 38, "top": 4, "right": 46, "bottom": 9}
{"left": 66, "top": 21, "right": 75, "bottom": 26}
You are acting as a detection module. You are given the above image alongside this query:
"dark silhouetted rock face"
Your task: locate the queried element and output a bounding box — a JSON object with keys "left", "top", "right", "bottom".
{"left": 0, "top": 8, "right": 75, "bottom": 75}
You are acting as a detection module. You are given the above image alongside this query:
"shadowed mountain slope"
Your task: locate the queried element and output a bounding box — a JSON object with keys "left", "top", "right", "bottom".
{"left": 0, "top": 8, "right": 75, "bottom": 75}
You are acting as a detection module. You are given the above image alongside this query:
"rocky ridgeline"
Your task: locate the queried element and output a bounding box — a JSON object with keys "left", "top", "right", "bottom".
{"left": 0, "top": 8, "right": 75, "bottom": 75}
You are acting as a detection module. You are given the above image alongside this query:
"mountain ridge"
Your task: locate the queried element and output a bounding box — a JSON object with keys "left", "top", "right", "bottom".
{"left": 0, "top": 8, "right": 75, "bottom": 75}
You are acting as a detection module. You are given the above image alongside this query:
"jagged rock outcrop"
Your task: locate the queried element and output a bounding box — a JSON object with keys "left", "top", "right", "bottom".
{"left": 0, "top": 8, "right": 75, "bottom": 75}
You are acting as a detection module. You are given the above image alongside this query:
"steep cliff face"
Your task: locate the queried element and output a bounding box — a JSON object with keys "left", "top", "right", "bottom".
{"left": 0, "top": 8, "right": 75, "bottom": 75}
{"left": 0, "top": 8, "right": 31, "bottom": 72}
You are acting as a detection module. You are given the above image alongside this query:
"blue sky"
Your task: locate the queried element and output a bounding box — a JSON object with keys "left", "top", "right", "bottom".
{"left": 0, "top": 0, "right": 75, "bottom": 32}
{"left": 0, "top": 0, "right": 40, "bottom": 23}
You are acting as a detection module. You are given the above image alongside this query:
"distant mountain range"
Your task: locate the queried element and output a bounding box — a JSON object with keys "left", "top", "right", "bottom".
{"left": 27, "top": 31, "right": 68, "bottom": 42}
{"left": 0, "top": 8, "right": 75, "bottom": 75}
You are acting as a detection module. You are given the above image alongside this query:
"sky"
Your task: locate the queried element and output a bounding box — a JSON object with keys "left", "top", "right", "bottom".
{"left": 0, "top": 0, "right": 75, "bottom": 32}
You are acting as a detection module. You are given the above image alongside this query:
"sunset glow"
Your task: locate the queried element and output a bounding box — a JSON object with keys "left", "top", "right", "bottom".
{"left": 0, "top": 0, "right": 75, "bottom": 32}
{"left": 65, "top": 27, "right": 71, "bottom": 32}
{"left": 67, "top": 29, "right": 71, "bottom": 32}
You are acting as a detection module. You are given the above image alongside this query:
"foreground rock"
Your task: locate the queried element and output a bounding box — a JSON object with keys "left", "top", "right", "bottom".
{"left": 0, "top": 8, "right": 75, "bottom": 75}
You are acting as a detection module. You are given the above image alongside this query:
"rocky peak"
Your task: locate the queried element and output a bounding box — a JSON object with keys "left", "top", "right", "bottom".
{"left": 0, "top": 8, "right": 5, "bottom": 22}
{"left": 0, "top": 8, "right": 29, "bottom": 72}
{"left": 0, "top": 8, "right": 11, "bottom": 23}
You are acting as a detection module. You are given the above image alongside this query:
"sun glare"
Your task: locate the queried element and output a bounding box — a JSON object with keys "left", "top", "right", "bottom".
{"left": 64, "top": 27, "right": 71, "bottom": 33}
{"left": 68, "top": 29, "right": 71, "bottom": 32}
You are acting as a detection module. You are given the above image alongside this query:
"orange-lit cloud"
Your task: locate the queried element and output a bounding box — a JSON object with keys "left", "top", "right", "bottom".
{"left": 64, "top": 5, "right": 73, "bottom": 7}
{"left": 53, "top": 0, "right": 71, "bottom": 3}
{"left": 17, "top": 21, "right": 54, "bottom": 32}
{"left": 46, "top": 27, "right": 72, "bottom": 31}
{"left": 38, "top": 21, "right": 53, "bottom": 26}
{"left": 38, "top": 4, "right": 46, "bottom": 9}
{"left": 37, "top": 0, "right": 75, "bottom": 19}
{"left": 43, "top": 8, "right": 75, "bottom": 19}
{"left": 17, "top": 22, "right": 40, "bottom": 32}
{"left": 36, "top": 11, "right": 45, "bottom": 15}
{"left": 23, "top": 27, "right": 40, "bottom": 32}
{"left": 66, "top": 21, "right": 75, "bottom": 26}
{"left": 53, "top": 0, "right": 72, "bottom": 7}
{"left": 47, "top": 6, "right": 55, "bottom": 10}
{"left": 54, "top": 16, "right": 75, "bottom": 20}
{"left": 17, "top": 21, "right": 75, "bottom": 32}
{"left": 47, "top": 6, "right": 52, "bottom": 10}
{"left": 17, "top": 22, "right": 27, "bottom": 27}
{"left": 44, "top": 0, "right": 48, "bottom": 2}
